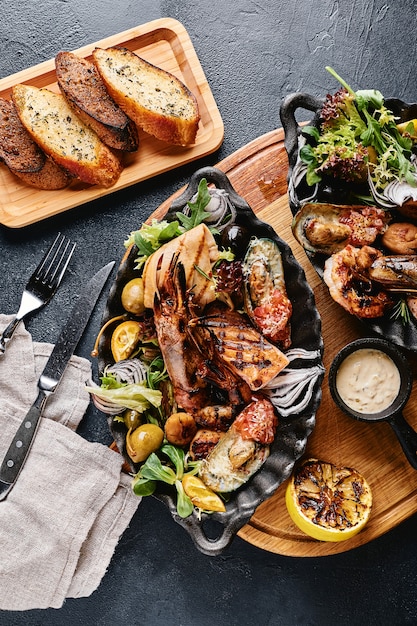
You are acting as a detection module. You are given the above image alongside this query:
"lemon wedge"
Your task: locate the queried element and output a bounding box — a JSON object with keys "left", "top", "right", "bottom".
{"left": 182, "top": 475, "right": 226, "bottom": 512}
{"left": 286, "top": 458, "right": 372, "bottom": 542}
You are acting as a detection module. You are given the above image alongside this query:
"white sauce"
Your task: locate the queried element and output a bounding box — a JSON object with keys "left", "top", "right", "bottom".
{"left": 336, "top": 348, "right": 401, "bottom": 414}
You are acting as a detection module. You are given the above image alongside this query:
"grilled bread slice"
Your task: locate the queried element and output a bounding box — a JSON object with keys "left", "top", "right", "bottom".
{"left": 0, "top": 97, "right": 71, "bottom": 189}
{"left": 55, "top": 51, "right": 139, "bottom": 152}
{"left": 12, "top": 84, "right": 123, "bottom": 187}
{"left": 92, "top": 46, "right": 200, "bottom": 146}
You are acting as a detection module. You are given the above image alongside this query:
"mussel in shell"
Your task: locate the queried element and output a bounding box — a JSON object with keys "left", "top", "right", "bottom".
{"left": 292, "top": 202, "right": 391, "bottom": 255}
{"left": 198, "top": 425, "right": 269, "bottom": 493}
{"left": 243, "top": 237, "right": 292, "bottom": 349}
{"left": 369, "top": 255, "right": 417, "bottom": 289}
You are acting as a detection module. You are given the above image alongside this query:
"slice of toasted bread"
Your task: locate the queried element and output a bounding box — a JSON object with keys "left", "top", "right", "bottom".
{"left": 12, "top": 84, "right": 123, "bottom": 188}
{"left": 92, "top": 46, "right": 200, "bottom": 146}
{"left": 55, "top": 51, "right": 139, "bottom": 152}
{"left": 0, "top": 97, "right": 71, "bottom": 189}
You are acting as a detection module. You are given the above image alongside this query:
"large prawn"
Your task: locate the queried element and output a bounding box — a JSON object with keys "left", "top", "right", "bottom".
{"left": 323, "top": 244, "right": 393, "bottom": 318}
{"left": 152, "top": 253, "right": 212, "bottom": 414}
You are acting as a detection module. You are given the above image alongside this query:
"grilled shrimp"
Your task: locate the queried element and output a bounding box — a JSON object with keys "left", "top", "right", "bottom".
{"left": 153, "top": 254, "right": 211, "bottom": 414}
{"left": 194, "top": 404, "right": 236, "bottom": 431}
{"left": 323, "top": 245, "right": 393, "bottom": 318}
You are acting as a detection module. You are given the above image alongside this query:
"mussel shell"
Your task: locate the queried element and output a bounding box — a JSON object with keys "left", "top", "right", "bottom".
{"left": 243, "top": 236, "right": 285, "bottom": 322}
{"left": 199, "top": 425, "right": 270, "bottom": 493}
{"left": 293, "top": 201, "right": 391, "bottom": 256}
{"left": 369, "top": 255, "right": 417, "bottom": 288}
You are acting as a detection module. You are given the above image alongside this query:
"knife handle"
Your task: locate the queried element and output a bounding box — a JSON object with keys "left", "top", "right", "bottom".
{"left": 0, "top": 390, "right": 48, "bottom": 498}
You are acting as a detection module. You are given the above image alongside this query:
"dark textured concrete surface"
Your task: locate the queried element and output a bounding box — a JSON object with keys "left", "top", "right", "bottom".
{"left": 1, "top": 1, "right": 417, "bottom": 624}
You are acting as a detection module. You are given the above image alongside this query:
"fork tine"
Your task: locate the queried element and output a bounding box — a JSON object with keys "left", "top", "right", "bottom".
{"left": 1, "top": 233, "right": 76, "bottom": 356}
{"left": 44, "top": 238, "right": 76, "bottom": 290}
{"left": 50, "top": 239, "right": 76, "bottom": 288}
{"left": 32, "top": 233, "right": 76, "bottom": 289}
{"left": 32, "top": 232, "right": 63, "bottom": 280}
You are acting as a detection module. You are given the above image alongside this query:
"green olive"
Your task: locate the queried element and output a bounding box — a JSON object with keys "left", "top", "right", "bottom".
{"left": 121, "top": 278, "right": 146, "bottom": 316}
{"left": 126, "top": 423, "right": 164, "bottom": 463}
{"left": 123, "top": 409, "right": 142, "bottom": 431}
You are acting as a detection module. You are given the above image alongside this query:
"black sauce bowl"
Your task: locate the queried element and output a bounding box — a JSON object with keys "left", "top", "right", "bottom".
{"left": 329, "top": 338, "right": 417, "bottom": 470}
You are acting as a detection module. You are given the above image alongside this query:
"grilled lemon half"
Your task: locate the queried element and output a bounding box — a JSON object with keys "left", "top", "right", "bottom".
{"left": 286, "top": 458, "right": 372, "bottom": 542}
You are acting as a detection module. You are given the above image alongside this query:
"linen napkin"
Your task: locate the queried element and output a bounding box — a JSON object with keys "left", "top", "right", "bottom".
{"left": 0, "top": 314, "right": 140, "bottom": 611}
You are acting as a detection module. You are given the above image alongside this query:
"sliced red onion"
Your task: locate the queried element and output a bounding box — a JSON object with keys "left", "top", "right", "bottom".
{"left": 87, "top": 358, "right": 148, "bottom": 415}
{"left": 86, "top": 378, "right": 125, "bottom": 415}
{"left": 368, "top": 161, "right": 417, "bottom": 209}
{"left": 104, "top": 358, "right": 148, "bottom": 385}
{"left": 380, "top": 179, "right": 417, "bottom": 207}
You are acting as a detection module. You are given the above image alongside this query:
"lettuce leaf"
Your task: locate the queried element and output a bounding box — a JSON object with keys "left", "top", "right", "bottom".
{"left": 85, "top": 382, "right": 162, "bottom": 412}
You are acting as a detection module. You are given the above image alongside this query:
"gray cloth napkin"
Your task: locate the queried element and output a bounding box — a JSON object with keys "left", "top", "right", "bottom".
{"left": 0, "top": 314, "right": 140, "bottom": 611}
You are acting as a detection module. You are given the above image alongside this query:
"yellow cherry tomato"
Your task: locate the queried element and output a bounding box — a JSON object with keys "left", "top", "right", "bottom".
{"left": 182, "top": 475, "right": 226, "bottom": 512}
{"left": 126, "top": 423, "right": 164, "bottom": 463}
{"left": 111, "top": 320, "right": 142, "bottom": 362}
{"left": 121, "top": 277, "right": 146, "bottom": 316}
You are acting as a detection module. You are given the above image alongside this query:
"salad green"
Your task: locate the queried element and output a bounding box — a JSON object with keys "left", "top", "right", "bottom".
{"left": 132, "top": 444, "right": 201, "bottom": 518}
{"left": 301, "top": 66, "right": 416, "bottom": 194}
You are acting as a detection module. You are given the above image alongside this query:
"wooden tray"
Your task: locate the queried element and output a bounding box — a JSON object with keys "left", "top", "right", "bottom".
{"left": 155, "top": 128, "right": 417, "bottom": 557}
{"left": 0, "top": 18, "right": 224, "bottom": 229}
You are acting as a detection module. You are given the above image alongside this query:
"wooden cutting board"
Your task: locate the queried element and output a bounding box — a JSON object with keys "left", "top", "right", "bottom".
{"left": 156, "top": 128, "right": 417, "bottom": 557}
{"left": 0, "top": 18, "right": 224, "bottom": 228}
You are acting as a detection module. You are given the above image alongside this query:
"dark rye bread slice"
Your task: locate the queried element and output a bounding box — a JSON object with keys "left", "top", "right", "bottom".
{"left": 0, "top": 97, "right": 71, "bottom": 189}
{"left": 12, "top": 84, "right": 123, "bottom": 188}
{"left": 92, "top": 46, "right": 200, "bottom": 146}
{"left": 55, "top": 51, "right": 139, "bottom": 152}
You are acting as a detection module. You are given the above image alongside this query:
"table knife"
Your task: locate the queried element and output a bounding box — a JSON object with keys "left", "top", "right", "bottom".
{"left": 0, "top": 260, "right": 115, "bottom": 501}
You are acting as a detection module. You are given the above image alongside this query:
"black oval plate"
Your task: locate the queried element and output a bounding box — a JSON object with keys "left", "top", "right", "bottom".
{"left": 280, "top": 92, "right": 417, "bottom": 351}
{"left": 98, "top": 166, "right": 324, "bottom": 555}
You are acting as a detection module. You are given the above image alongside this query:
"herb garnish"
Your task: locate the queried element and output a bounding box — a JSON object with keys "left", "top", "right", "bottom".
{"left": 390, "top": 298, "right": 411, "bottom": 325}
{"left": 124, "top": 178, "right": 216, "bottom": 268}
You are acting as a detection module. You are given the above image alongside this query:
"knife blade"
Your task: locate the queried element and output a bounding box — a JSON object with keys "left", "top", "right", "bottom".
{"left": 0, "top": 260, "right": 115, "bottom": 501}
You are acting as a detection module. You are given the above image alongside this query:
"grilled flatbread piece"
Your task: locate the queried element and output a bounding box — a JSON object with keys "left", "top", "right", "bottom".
{"left": 92, "top": 46, "right": 200, "bottom": 145}
{"left": 12, "top": 84, "right": 123, "bottom": 188}
{"left": 0, "top": 97, "right": 70, "bottom": 189}
{"left": 55, "top": 51, "right": 138, "bottom": 152}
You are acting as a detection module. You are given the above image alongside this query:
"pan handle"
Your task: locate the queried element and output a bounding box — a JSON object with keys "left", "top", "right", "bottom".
{"left": 157, "top": 492, "right": 252, "bottom": 556}
{"left": 279, "top": 92, "right": 324, "bottom": 170}
{"left": 169, "top": 166, "right": 251, "bottom": 213}
{"left": 388, "top": 412, "right": 417, "bottom": 470}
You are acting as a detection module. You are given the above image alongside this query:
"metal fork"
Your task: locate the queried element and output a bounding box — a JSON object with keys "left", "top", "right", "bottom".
{"left": 0, "top": 233, "right": 76, "bottom": 355}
